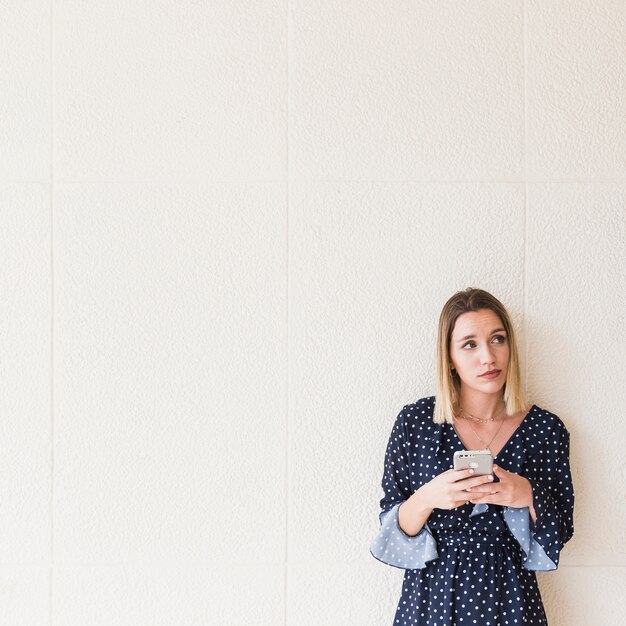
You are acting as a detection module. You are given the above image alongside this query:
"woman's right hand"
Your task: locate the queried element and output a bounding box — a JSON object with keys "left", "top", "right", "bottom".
{"left": 398, "top": 467, "right": 494, "bottom": 536}
{"left": 414, "top": 468, "right": 495, "bottom": 511}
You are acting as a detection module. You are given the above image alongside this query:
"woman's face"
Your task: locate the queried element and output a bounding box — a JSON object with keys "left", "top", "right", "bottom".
{"left": 449, "top": 309, "right": 510, "bottom": 396}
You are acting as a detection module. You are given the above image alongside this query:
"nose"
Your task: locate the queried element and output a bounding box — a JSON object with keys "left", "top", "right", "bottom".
{"left": 480, "top": 344, "right": 496, "bottom": 366}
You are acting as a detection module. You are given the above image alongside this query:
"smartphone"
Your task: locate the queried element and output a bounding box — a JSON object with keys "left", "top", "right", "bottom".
{"left": 453, "top": 449, "right": 493, "bottom": 476}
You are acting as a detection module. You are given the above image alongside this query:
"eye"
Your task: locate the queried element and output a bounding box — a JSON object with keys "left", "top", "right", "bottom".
{"left": 461, "top": 335, "right": 506, "bottom": 349}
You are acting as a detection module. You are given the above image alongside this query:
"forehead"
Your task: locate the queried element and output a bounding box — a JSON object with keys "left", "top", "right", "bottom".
{"left": 451, "top": 309, "right": 503, "bottom": 337}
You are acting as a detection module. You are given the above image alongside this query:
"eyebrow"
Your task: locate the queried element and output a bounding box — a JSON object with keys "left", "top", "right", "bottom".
{"left": 456, "top": 328, "right": 506, "bottom": 342}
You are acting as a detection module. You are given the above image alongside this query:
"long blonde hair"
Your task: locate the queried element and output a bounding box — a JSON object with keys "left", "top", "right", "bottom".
{"left": 433, "top": 287, "right": 526, "bottom": 425}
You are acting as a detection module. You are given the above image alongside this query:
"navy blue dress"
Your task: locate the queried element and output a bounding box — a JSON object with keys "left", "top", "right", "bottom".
{"left": 370, "top": 396, "right": 574, "bottom": 626}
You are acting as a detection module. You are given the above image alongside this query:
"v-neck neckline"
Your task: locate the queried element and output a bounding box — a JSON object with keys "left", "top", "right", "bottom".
{"left": 451, "top": 404, "right": 536, "bottom": 459}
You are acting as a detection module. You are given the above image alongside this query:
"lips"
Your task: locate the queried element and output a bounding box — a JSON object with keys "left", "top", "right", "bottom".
{"left": 480, "top": 369, "right": 501, "bottom": 377}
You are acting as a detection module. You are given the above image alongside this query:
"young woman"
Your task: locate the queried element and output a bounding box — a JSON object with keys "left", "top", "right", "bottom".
{"left": 370, "top": 287, "right": 574, "bottom": 625}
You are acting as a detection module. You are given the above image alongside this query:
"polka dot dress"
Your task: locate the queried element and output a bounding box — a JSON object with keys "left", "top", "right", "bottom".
{"left": 370, "top": 396, "right": 574, "bottom": 626}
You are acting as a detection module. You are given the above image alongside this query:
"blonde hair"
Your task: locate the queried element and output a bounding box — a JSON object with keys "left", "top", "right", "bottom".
{"left": 433, "top": 287, "right": 526, "bottom": 425}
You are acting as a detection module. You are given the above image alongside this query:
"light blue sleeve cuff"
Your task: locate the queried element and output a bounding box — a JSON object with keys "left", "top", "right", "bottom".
{"left": 503, "top": 506, "right": 557, "bottom": 571}
{"left": 370, "top": 502, "right": 439, "bottom": 570}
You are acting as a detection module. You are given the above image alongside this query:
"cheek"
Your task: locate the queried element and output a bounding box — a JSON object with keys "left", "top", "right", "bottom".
{"left": 450, "top": 351, "right": 472, "bottom": 370}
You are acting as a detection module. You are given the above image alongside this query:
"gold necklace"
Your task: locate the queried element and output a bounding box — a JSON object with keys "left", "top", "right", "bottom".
{"left": 459, "top": 413, "right": 507, "bottom": 456}
{"left": 460, "top": 406, "right": 507, "bottom": 423}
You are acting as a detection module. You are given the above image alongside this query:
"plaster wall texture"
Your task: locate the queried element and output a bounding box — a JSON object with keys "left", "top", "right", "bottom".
{"left": 0, "top": 0, "right": 624, "bottom": 624}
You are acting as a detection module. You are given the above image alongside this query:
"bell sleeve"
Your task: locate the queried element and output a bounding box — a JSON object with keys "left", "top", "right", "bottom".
{"left": 369, "top": 406, "right": 439, "bottom": 570}
{"left": 503, "top": 421, "right": 574, "bottom": 571}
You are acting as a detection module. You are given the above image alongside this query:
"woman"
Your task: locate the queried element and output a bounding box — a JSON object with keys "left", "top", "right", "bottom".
{"left": 370, "top": 287, "right": 574, "bottom": 625}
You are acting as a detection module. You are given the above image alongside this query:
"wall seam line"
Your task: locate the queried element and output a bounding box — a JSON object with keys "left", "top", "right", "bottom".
{"left": 523, "top": 0, "right": 529, "bottom": 400}
{"left": 285, "top": 1, "right": 290, "bottom": 625}
{"left": 49, "top": 0, "right": 55, "bottom": 624}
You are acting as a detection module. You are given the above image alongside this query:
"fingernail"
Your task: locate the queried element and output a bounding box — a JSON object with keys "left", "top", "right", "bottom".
{"left": 468, "top": 469, "right": 474, "bottom": 474}
{"left": 488, "top": 475, "right": 493, "bottom": 480}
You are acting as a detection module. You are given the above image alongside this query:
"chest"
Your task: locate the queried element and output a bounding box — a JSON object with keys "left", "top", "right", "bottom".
{"left": 452, "top": 413, "right": 526, "bottom": 458}
{"left": 406, "top": 411, "right": 532, "bottom": 492}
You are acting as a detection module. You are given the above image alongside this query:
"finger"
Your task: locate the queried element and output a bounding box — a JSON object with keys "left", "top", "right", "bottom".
{"left": 452, "top": 485, "right": 486, "bottom": 501}
{"left": 466, "top": 483, "right": 501, "bottom": 494}
{"left": 453, "top": 491, "right": 478, "bottom": 504}
{"left": 444, "top": 477, "right": 477, "bottom": 501}
{"left": 470, "top": 493, "right": 503, "bottom": 504}
{"left": 469, "top": 488, "right": 509, "bottom": 503}
{"left": 449, "top": 469, "right": 493, "bottom": 484}
{"left": 470, "top": 494, "right": 508, "bottom": 506}
{"left": 458, "top": 475, "right": 495, "bottom": 491}
{"left": 468, "top": 493, "right": 496, "bottom": 504}
{"left": 493, "top": 464, "right": 507, "bottom": 479}
{"left": 448, "top": 468, "right": 478, "bottom": 482}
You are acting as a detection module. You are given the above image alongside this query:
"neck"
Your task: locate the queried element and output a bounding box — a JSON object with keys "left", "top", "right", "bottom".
{"left": 458, "top": 392, "right": 506, "bottom": 420}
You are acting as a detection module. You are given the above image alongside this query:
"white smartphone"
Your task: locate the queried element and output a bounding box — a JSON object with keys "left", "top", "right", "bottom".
{"left": 453, "top": 449, "right": 494, "bottom": 476}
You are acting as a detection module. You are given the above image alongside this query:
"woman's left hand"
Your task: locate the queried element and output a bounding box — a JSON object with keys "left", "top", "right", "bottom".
{"left": 467, "top": 464, "right": 535, "bottom": 511}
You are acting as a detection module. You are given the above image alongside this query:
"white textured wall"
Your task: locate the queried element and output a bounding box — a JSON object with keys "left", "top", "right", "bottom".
{"left": 0, "top": 1, "right": 624, "bottom": 624}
